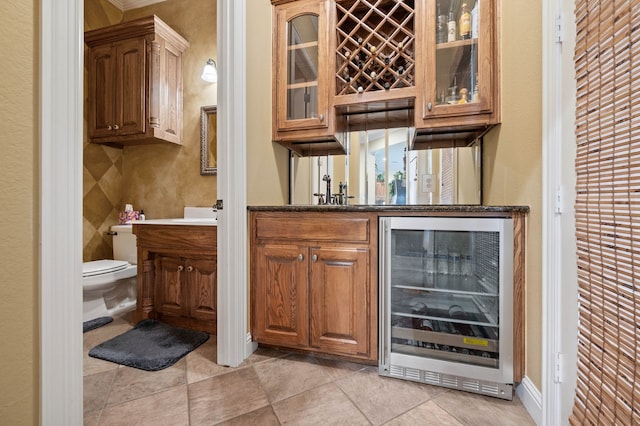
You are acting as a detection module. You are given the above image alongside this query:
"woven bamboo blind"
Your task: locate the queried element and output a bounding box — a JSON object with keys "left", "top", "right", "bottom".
{"left": 571, "top": 0, "right": 640, "bottom": 424}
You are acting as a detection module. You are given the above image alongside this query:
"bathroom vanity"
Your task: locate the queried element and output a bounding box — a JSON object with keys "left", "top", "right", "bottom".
{"left": 249, "top": 205, "right": 528, "bottom": 382}
{"left": 132, "top": 221, "right": 217, "bottom": 334}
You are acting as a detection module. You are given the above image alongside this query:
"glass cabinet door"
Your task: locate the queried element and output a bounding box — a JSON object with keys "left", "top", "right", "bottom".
{"left": 421, "top": 0, "right": 495, "bottom": 118}
{"left": 275, "top": 0, "right": 329, "bottom": 131}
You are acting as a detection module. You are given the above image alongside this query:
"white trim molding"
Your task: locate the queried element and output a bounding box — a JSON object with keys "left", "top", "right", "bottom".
{"left": 40, "top": 0, "right": 84, "bottom": 423}
{"left": 517, "top": 377, "right": 543, "bottom": 425}
{"left": 216, "top": 0, "right": 251, "bottom": 367}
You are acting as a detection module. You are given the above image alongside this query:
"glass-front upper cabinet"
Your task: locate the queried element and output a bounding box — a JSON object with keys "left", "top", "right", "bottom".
{"left": 274, "top": 0, "right": 331, "bottom": 133}
{"left": 416, "top": 0, "right": 498, "bottom": 126}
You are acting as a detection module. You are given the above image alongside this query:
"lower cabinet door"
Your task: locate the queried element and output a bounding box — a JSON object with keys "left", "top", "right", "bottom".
{"left": 155, "top": 255, "right": 187, "bottom": 317}
{"left": 187, "top": 257, "right": 217, "bottom": 323}
{"left": 252, "top": 244, "right": 309, "bottom": 347}
{"left": 309, "top": 246, "right": 370, "bottom": 357}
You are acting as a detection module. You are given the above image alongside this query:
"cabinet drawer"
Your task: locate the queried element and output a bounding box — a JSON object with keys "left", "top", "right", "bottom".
{"left": 133, "top": 224, "right": 217, "bottom": 251}
{"left": 254, "top": 212, "right": 370, "bottom": 243}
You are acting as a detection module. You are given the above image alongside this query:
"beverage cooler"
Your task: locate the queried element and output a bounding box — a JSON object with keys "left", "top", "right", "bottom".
{"left": 378, "top": 216, "right": 514, "bottom": 400}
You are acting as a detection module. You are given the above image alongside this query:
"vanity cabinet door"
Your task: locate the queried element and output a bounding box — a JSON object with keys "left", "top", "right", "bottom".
{"left": 155, "top": 255, "right": 188, "bottom": 318}
{"left": 252, "top": 244, "right": 309, "bottom": 348}
{"left": 309, "top": 246, "right": 370, "bottom": 357}
{"left": 186, "top": 257, "right": 217, "bottom": 324}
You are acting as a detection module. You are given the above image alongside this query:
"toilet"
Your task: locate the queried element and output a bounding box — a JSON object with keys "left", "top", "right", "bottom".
{"left": 82, "top": 224, "right": 137, "bottom": 322}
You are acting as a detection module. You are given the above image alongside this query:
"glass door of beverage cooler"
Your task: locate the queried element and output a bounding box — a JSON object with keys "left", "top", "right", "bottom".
{"left": 379, "top": 216, "right": 514, "bottom": 399}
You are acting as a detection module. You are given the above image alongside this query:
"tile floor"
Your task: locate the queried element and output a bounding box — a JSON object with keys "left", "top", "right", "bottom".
{"left": 84, "top": 314, "right": 536, "bottom": 425}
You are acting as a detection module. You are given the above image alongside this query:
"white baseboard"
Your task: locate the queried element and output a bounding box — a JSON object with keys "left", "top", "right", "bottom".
{"left": 246, "top": 332, "right": 258, "bottom": 357}
{"left": 516, "top": 376, "right": 543, "bottom": 425}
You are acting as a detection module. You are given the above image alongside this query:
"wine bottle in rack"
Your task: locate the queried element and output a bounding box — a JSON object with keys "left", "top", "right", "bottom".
{"left": 381, "top": 71, "right": 394, "bottom": 90}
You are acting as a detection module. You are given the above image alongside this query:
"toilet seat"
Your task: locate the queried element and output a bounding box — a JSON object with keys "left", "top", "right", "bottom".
{"left": 83, "top": 260, "right": 129, "bottom": 277}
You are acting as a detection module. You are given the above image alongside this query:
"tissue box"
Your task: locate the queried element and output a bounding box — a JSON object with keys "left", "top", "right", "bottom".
{"left": 118, "top": 210, "right": 139, "bottom": 224}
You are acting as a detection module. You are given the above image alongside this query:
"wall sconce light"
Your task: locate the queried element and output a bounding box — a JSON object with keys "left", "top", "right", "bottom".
{"left": 201, "top": 58, "right": 217, "bottom": 83}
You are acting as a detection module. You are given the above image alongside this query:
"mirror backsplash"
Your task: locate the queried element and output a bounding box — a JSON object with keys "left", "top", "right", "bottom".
{"left": 290, "top": 129, "right": 482, "bottom": 206}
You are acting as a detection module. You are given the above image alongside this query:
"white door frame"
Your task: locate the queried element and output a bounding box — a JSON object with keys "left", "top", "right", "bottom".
{"left": 540, "top": 0, "right": 578, "bottom": 425}
{"left": 40, "top": 0, "right": 249, "bottom": 422}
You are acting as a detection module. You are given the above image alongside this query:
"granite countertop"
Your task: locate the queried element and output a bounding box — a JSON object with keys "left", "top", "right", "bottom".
{"left": 247, "top": 205, "right": 530, "bottom": 213}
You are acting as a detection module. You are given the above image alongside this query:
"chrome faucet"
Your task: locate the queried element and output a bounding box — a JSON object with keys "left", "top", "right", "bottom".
{"left": 322, "top": 174, "right": 333, "bottom": 204}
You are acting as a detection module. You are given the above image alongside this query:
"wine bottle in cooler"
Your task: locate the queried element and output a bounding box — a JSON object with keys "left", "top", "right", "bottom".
{"left": 448, "top": 304, "right": 473, "bottom": 336}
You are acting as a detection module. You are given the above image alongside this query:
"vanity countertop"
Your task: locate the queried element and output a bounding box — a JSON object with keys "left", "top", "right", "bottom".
{"left": 131, "top": 218, "right": 217, "bottom": 226}
{"left": 247, "top": 205, "right": 530, "bottom": 214}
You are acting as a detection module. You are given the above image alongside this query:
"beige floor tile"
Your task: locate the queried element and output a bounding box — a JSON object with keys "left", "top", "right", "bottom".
{"left": 83, "top": 410, "right": 100, "bottom": 426}
{"left": 97, "top": 386, "right": 189, "bottom": 426}
{"left": 311, "top": 357, "right": 369, "bottom": 380}
{"left": 433, "top": 390, "right": 535, "bottom": 426}
{"left": 273, "top": 382, "right": 370, "bottom": 425}
{"left": 253, "top": 353, "right": 333, "bottom": 403}
{"left": 83, "top": 322, "right": 133, "bottom": 376}
{"left": 385, "top": 400, "right": 463, "bottom": 425}
{"left": 185, "top": 338, "right": 231, "bottom": 384}
{"left": 84, "top": 369, "right": 117, "bottom": 414}
{"left": 188, "top": 366, "right": 270, "bottom": 425}
{"left": 246, "top": 346, "right": 290, "bottom": 365}
{"left": 216, "top": 405, "right": 281, "bottom": 425}
{"left": 335, "top": 367, "right": 432, "bottom": 425}
{"left": 106, "top": 358, "right": 186, "bottom": 406}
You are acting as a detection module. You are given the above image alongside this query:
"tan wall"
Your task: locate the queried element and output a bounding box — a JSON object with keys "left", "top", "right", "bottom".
{"left": 123, "top": 0, "right": 218, "bottom": 218}
{"left": 483, "top": 2, "right": 543, "bottom": 389}
{"left": 0, "top": 1, "right": 38, "bottom": 424}
{"left": 83, "top": 1, "right": 124, "bottom": 261}
{"left": 247, "top": 0, "right": 289, "bottom": 205}
{"left": 83, "top": 0, "right": 218, "bottom": 261}
{"left": 248, "top": 2, "right": 545, "bottom": 390}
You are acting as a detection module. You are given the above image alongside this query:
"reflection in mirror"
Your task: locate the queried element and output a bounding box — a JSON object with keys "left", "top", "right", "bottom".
{"left": 200, "top": 105, "right": 217, "bottom": 175}
{"left": 290, "top": 128, "right": 482, "bottom": 205}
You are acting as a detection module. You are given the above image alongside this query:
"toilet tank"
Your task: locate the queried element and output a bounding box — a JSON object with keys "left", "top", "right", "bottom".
{"left": 111, "top": 224, "right": 137, "bottom": 265}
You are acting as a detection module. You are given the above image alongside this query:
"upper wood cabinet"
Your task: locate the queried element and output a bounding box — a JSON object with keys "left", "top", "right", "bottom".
{"left": 413, "top": 0, "right": 499, "bottom": 149}
{"left": 270, "top": 0, "right": 500, "bottom": 152}
{"left": 272, "top": 0, "right": 347, "bottom": 156}
{"left": 85, "top": 16, "right": 189, "bottom": 147}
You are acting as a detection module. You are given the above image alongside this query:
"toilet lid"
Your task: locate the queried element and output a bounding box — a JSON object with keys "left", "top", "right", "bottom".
{"left": 82, "top": 260, "right": 130, "bottom": 277}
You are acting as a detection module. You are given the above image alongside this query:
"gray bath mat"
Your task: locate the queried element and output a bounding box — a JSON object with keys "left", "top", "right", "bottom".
{"left": 83, "top": 316, "right": 113, "bottom": 333}
{"left": 88, "top": 319, "right": 209, "bottom": 371}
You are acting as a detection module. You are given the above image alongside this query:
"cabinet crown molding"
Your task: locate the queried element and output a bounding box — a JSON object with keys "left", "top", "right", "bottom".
{"left": 85, "top": 15, "right": 189, "bottom": 51}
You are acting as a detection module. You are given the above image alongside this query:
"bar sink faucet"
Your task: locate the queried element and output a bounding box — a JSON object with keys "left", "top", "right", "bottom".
{"left": 323, "top": 174, "right": 333, "bottom": 204}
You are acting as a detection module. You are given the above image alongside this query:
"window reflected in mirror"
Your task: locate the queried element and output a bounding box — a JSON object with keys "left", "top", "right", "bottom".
{"left": 290, "top": 128, "right": 482, "bottom": 205}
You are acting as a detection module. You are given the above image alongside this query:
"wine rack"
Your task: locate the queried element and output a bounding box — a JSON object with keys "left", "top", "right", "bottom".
{"left": 335, "top": 0, "right": 415, "bottom": 96}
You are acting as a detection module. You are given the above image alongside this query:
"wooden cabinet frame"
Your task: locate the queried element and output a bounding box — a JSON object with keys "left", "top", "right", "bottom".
{"left": 249, "top": 207, "right": 526, "bottom": 380}
{"left": 85, "top": 15, "right": 189, "bottom": 147}
{"left": 250, "top": 211, "right": 378, "bottom": 362}
{"left": 133, "top": 224, "right": 217, "bottom": 334}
